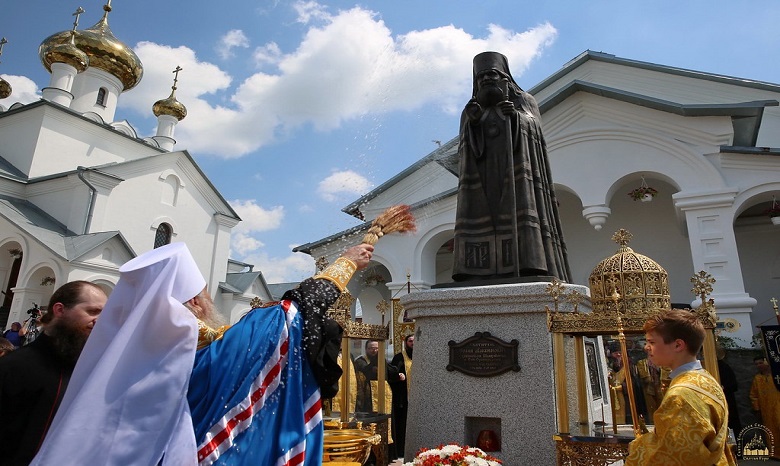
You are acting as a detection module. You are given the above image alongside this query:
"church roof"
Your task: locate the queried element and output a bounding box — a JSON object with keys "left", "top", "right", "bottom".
{"left": 537, "top": 80, "right": 778, "bottom": 146}
{"left": 528, "top": 50, "right": 780, "bottom": 96}
{"left": 219, "top": 270, "right": 272, "bottom": 299}
{"left": 0, "top": 194, "right": 133, "bottom": 260}
{"left": 266, "top": 282, "right": 300, "bottom": 300}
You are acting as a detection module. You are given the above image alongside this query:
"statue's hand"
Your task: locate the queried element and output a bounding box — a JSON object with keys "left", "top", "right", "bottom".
{"left": 499, "top": 100, "right": 515, "bottom": 115}
{"left": 465, "top": 99, "right": 482, "bottom": 122}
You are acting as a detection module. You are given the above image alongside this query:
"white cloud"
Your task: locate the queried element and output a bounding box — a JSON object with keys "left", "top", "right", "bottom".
{"left": 293, "top": 1, "right": 329, "bottom": 24}
{"left": 252, "top": 42, "right": 282, "bottom": 67}
{"left": 217, "top": 29, "right": 250, "bottom": 60}
{"left": 317, "top": 170, "right": 373, "bottom": 202}
{"left": 239, "top": 250, "right": 315, "bottom": 283}
{"left": 115, "top": 3, "right": 556, "bottom": 158}
{"left": 231, "top": 232, "right": 264, "bottom": 256}
{"left": 0, "top": 75, "right": 40, "bottom": 105}
{"left": 229, "top": 199, "right": 285, "bottom": 233}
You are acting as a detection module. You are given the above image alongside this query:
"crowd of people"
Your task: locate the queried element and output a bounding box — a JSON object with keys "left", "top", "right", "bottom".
{"left": 0, "top": 242, "right": 373, "bottom": 465}
{"left": 0, "top": 240, "right": 777, "bottom": 465}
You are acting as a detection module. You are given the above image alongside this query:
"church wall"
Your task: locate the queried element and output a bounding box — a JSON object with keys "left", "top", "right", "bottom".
{"left": 69, "top": 68, "right": 122, "bottom": 122}
{"left": 24, "top": 177, "right": 91, "bottom": 234}
{"left": 557, "top": 181, "right": 695, "bottom": 302}
{"left": 29, "top": 109, "right": 160, "bottom": 178}
{"left": 533, "top": 58, "right": 780, "bottom": 147}
{"left": 0, "top": 105, "right": 45, "bottom": 175}
{"left": 97, "top": 163, "right": 224, "bottom": 287}
{"left": 735, "top": 221, "right": 780, "bottom": 335}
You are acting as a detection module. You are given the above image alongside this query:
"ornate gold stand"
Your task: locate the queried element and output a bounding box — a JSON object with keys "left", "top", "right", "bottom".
{"left": 546, "top": 230, "right": 724, "bottom": 466}
{"left": 327, "top": 292, "right": 392, "bottom": 466}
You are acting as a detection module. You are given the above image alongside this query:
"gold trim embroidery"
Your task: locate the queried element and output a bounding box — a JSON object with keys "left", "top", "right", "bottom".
{"left": 313, "top": 257, "right": 357, "bottom": 292}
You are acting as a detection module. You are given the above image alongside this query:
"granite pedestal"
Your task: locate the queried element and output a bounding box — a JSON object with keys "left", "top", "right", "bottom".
{"left": 401, "top": 282, "right": 590, "bottom": 465}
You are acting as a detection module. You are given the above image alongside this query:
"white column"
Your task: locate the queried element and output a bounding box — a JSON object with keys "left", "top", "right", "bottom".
{"left": 41, "top": 62, "right": 77, "bottom": 107}
{"left": 674, "top": 189, "right": 756, "bottom": 345}
{"left": 153, "top": 115, "right": 178, "bottom": 151}
{"left": 210, "top": 213, "right": 239, "bottom": 298}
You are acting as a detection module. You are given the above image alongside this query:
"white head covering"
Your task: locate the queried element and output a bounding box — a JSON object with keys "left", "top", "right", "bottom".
{"left": 32, "top": 243, "right": 205, "bottom": 466}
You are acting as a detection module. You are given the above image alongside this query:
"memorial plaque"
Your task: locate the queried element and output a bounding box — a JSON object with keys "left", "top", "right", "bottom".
{"left": 447, "top": 332, "right": 520, "bottom": 377}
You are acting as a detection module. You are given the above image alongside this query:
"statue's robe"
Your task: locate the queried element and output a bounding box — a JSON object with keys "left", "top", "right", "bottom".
{"left": 452, "top": 89, "right": 569, "bottom": 281}
{"left": 626, "top": 368, "right": 736, "bottom": 466}
{"left": 750, "top": 373, "right": 780, "bottom": 458}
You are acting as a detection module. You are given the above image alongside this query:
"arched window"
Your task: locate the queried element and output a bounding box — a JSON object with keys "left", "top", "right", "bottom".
{"left": 96, "top": 87, "right": 108, "bottom": 107}
{"left": 154, "top": 223, "right": 172, "bottom": 249}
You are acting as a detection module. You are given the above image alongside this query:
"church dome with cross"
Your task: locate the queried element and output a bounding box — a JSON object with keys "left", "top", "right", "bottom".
{"left": 39, "top": 2, "right": 142, "bottom": 91}
{"left": 588, "top": 229, "right": 671, "bottom": 315}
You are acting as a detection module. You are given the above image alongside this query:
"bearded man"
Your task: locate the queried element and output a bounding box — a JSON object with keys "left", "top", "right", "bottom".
{"left": 452, "top": 51, "right": 570, "bottom": 282}
{"left": 0, "top": 281, "right": 107, "bottom": 466}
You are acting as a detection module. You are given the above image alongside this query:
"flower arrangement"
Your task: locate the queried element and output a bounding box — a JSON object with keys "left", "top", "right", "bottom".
{"left": 628, "top": 186, "right": 658, "bottom": 201}
{"left": 403, "top": 444, "right": 503, "bottom": 466}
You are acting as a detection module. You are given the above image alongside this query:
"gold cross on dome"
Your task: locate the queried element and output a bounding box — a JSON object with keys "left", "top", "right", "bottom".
{"left": 172, "top": 66, "right": 183, "bottom": 90}
{"left": 611, "top": 229, "right": 633, "bottom": 247}
{"left": 72, "top": 7, "right": 85, "bottom": 30}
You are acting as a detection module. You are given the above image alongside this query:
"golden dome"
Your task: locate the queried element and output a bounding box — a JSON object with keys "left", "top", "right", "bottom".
{"left": 588, "top": 229, "right": 670, "bottom": 315}
{"left": 153, "top": 91, "right": 187, "bottom": 120}
{"left": 153, "top": 66, "right": 187, "bottom": 120}
{"left": 40, "top": 32, "right": 89, "bottom": 73}
{"left": 0, "top": 77, "right": 10, "bottom": 100}
{"left": 39, "top": 4, "right": 143, "bottom": 91}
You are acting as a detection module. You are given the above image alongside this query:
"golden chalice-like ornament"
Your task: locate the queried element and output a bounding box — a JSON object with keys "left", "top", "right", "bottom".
{"left": 322, "top": 429, "right": 381, "bottom": 465}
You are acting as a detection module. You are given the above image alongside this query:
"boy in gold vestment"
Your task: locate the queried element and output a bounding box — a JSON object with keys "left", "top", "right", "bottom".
{"left": 626, "top": 309, "right": 736, "bottom": 465}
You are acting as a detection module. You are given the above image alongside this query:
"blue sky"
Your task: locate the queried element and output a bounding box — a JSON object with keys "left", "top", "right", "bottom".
{"left": 3, "top": 1, "right": 780, "bottom": 282}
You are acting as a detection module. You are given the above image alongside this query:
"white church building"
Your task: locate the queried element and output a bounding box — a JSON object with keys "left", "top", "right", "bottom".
{"left": 296, "top": 51, "right": 780, "bottom": 347}
{"left": 0, "top": 4, "right": 272, "bottom": 329}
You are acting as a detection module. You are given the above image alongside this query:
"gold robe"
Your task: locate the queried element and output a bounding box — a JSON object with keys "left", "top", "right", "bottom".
{"left": 626, "top": 369, "right": 736, "bottom": 466}
{"left": 750, "top": 373, "right": 780, "bottom": 458}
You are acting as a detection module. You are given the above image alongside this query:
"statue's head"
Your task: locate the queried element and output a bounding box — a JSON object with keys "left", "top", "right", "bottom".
{"left": 471, "top": 51, "right": 520, "bottom": 105}
{"left": 473, "top": 51, "right": 511, "bottom": 78}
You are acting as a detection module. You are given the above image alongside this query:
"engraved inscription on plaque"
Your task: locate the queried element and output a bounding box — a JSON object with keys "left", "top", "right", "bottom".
{"left": 447, "top": 332, "right": 520, "bottom": 377}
